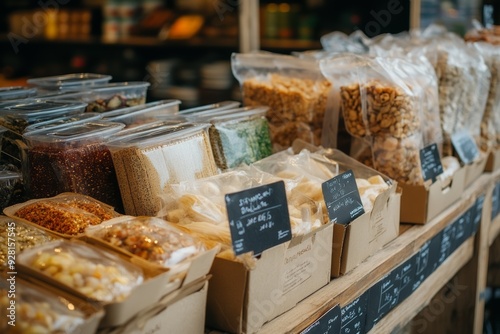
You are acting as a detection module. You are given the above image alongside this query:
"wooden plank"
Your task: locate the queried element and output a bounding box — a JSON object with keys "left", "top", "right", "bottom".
{"left": 259, "top": 174, "right": 491, "bottom": 334}
{"left": 370, "top": 238, "right": 474, "bottom": 334}
{"left": 489, "top": 214, "right": 500, "bottom": 246}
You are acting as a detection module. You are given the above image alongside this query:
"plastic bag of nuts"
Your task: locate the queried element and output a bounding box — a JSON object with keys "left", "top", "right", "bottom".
{"left": 320, "top": 54, "right": 429, "bottom": 185}
{"left": 231, "top": 52, "right": 332, "bottom": 151}
{"left": 469, "top": 42, "right": 500, "bottom": 151}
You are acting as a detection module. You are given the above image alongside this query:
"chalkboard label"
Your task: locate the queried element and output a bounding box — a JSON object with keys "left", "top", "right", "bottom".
{"left": 493, "top": 182, "right": 500, "bottom": 220}
{"left": 322, "top": 170, "right": 365, "bottom": 225}
{"left": 419, "top": 143, "right": 443, "bottom": 183}
{"left": 394, "top": 256, "right": 416, "bottom": 303}
{"left": 451, "top": 129, "right": 479, "bottom": 164}
{"left": 452, "top": 211, "right": 468, "bottom": 252}
{"left": 473, "top": 195, "right": 485, "bottom": 234}
{"left": 225, "top": 181, "right": 291, "bottom": 256}
{"left": 340, "top": 291, "right": 368, "bottom": 334}
{"left": 301, "top": 304, "right": 341, "bottom": 334}
{"left": 365, "top": 270, "right": 400, "bottom": 331}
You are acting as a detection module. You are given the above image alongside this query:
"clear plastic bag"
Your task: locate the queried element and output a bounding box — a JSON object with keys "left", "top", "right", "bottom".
{"left": 18, "top": 239, "right": 144, "bottom": 303}
{"left": 469, "top": 42, "right": 500, "bottom": 151}
{"left": 158, "top": 168, "right": 324, "bottom": 268}
{"left": 320, "top": 54, "right": 427, "bottom": 185}
{"left": 231, "top": 52, "right": 332, "bottom": 150}
{"left": 85, "top": 216, "right": 204, "bottom": 268}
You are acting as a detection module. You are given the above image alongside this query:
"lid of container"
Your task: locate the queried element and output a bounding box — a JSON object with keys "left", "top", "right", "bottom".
{"left": 108, "top": 122, "right": 209, "bottom": 148}
{"left": 78, "top": 81, "right": 151, "bottom": 93}
{"left": 114, "top": 118, "right": 189, "bottom": 139}
{"left": 178, "top": 100, "right": 240, "bottom": 115}
{"left": 27, "top": 73, "right": 112, "bottom": 90}
{"left": 0, "top": 86, "right": 37, "bottom": 101}
{"left": 23, "top": 112, "right": 103, "bottom": 135}
{"left": 187, "top": 106, "right": 269, "bottom": 122}
{"left": 101, "top": 99, "right": 181, "bottom": 120}
{"left": 0, "top": 99, "right": 88, "bottom": 119}
{"left": 24, "top": 121, "right": 125, "bottom": 143}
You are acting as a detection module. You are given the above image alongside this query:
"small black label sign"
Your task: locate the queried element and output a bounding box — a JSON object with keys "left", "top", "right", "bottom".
{"left": 420, "top": 143, "right": 443, "bottom": 183}
{"left": 451, "top": 129, "right": 479, "bottom": 164}
{"left": 225, "top": 181, "right": 291, "bottom": 256}
{"left": 300, "top": 304, "right": 341, "bottom": 334}
{"left": 322, "top": 170, "right": 365, "bottom": 225}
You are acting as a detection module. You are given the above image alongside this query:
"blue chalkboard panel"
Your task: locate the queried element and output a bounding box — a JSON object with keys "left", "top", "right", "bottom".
{"left": 225, "top": 181, "right": 292, "bottom": 256}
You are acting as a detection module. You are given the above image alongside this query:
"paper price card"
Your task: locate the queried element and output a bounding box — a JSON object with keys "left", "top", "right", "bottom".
{"left": 322, "top": 169, "right": 365, "bottom": 225}
{"left": 300, "top": 304, "right": 341, "bottom": 334}
{"left": 225, "top": 180, "right": 291, "bottom": 256}
{"left": 419, "top": 143, "right": 443, "bottom": 183}
{"left": 451, "top": 129, "right": 480, "bottom": 164}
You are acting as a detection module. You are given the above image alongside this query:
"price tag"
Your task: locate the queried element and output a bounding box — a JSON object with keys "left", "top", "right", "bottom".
{"left": 340, "top": 292, "right": 368, "bottom": 334}
{"left": 322, "top": 170, "right": 365, "bottom": 225}
{"left": 225, "top": 181, "right": 291, "bottom": 256}
{"left": 300, "top": 305, "right": 341, "bottom": 334}
{"left": 451, "top": 129, "right": 479, "bottom": 164}
{"left": 419, "top": 143, "right": 443, "bottom": 183}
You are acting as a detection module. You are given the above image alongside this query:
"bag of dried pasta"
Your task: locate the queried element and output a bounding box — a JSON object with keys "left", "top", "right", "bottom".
{"left": 231, "top": 52, "right": 332, "bottom": 151}
{"left": 320, "top": 54, "right": 428, "bottom": 185}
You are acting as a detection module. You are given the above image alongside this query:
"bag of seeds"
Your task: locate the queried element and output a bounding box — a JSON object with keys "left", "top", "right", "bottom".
{"left": 231, "top": 52, "right": 333, "bottom": 151}
{"left": 469, "top": 41, "right": 500, "bottom": 151}
{"left": 186, "top": 106, "right": 273, "bottom": 170}
{"left": 320, "top": 54, "right": 428, "bottom": 185}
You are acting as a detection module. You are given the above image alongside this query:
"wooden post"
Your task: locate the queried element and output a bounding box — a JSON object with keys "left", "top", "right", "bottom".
{"left": 239, "top": 0, "right": 260, "bottom": 53}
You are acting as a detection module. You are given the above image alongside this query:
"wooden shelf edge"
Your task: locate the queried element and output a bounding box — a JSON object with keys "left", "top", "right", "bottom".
{"left": 258, "top": 175, "right": 492, "bottom": 334}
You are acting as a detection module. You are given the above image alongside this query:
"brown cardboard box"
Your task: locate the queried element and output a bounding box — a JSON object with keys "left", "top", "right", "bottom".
{"left": 485, "top": 147, "right": 500, "bottom": 172}
{"left": 17, "top": 240, "right": 218, "bottom": 328}
{"left": 464, "top": 152, "right": 488, "bottom": 187}
{"left": 331, "top": 186, "right": 401, "bottom": 277}
{"left": 206, "top": 222, "right": 333, "bottom": 334}
{"left": 102, "top": 278, "right": 209, "bottom": 334}
{"left": 400, "top": 166, "right": 466, "bottom": 224}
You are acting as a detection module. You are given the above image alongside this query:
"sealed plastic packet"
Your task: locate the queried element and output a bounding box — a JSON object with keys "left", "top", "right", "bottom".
{"left": 469, "top": 41, "right": 500, "bottom": 151}
{"left": 231, "top": 52, "right": 332, "bottom": 150}
{"left": 320, "top": 54, "right": 427, "bottom": 185}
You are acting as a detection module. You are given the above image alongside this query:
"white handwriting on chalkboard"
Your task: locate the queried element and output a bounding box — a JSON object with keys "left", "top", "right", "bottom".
{"left": 238, "top": 188, "right": 273, "bottom": 215}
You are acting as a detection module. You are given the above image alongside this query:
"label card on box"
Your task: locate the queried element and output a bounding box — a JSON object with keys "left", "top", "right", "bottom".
{"left": 322, "top": 170, "right": 365, "bottom": 225}
{"left": 419, "top": 143, "right": 443, "bottom": 183}
{"left": 225, "top": 181, "right": 291, "bottom": 256}
{"left": 300, "top": 304, "right": 341, "bottom": 334}
{"left": 451, "top": 129, "right": 479, "bottom": 164}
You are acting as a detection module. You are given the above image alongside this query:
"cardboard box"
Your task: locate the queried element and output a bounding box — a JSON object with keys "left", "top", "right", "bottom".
{"left": 101, "top": 278, "right": 209, "bottom": 334}
{"left": 17, "top": 240, "right": 217, "bottom": 328}
{"left": 332, "top": 186, "right": 401, "bottom": 277}
{"left": 464, "top": 152, "right": 488, "bottom": 188}
{"left": 400, "top": 166, "right": 466, "bottom": 224}
{"left": 485, "top": 147, "right": 500, "bottom": 172}
{"left": 206, "top": 223, "right": 333, "bottom": 334}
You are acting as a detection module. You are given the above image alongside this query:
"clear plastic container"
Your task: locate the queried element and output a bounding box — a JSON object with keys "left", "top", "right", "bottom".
{"left": 0, "top": 86, "right": 37, "bottom": 101}
{"left": 101, "top": 99, "right": 181, "bottom": 127}
{"left": 0, "top": 170, "right": 22, "bottom": 211}
{"left": 85, "top": 215, "right": 204, "bottom": 268}
{"left": 187, "top": 106, "right": 273, "bottom": 170}
{"left": 27, "top": 73, "right": 112, "bottom": 91}
{"left": 23, "top": 112, "right": 103, "bottom": 135}
{"left": 6, "top": 192, "right": 121, "bottom": 237}
{"left": 17, "top": 239, "right": 144, "bottom": 303}
{"left": 23, "top": 122, "right": 125, "bottom": 211}
{"left": 0, "top": 216, "right": 57, "bottom": 270}
{"left": 0, "top": 99, "right": 88, "bottom": 135}
{"left": 107, "top": 123, "right": 217, "bottom": 216}
{"left": 0, "top": 279, "right": 91, "bottom": 333}
{"left": 178, "top": 100, "right": 240, "bottom": 115}
{"left": 47, "top": 82, "right": 151, "bottom": 113}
